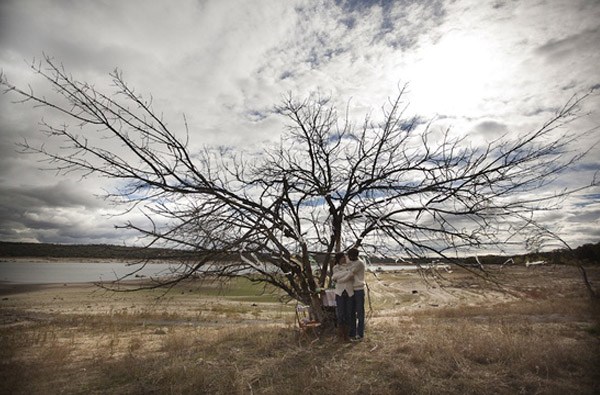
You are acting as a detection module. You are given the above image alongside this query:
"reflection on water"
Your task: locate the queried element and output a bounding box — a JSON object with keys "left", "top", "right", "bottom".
{"left": 0, "top": 261, "right": 181, "bottom": 284}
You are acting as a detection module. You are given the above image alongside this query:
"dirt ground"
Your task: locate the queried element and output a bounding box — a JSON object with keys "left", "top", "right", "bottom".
{"left": 1, "top": 264, "right": 598, "bottom": 394}
{"left": 0, "top": 264, "right": 596, "bottom": 330}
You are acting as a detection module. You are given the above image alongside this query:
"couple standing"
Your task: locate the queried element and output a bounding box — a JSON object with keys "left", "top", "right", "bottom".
{"left": 332, "top": 248, "right": 366, "bottom": 342}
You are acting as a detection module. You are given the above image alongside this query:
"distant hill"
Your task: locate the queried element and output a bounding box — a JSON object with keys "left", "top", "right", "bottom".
{"left": 0, "top": 241, "right": 195, "bottom": 261}
{"left": 439, "top": 241, "right": 600, "bottom": 266}
{"left": 518, "top": 241, "right": 600, "bottom": 265}
{"left": 0, "top": 240, "right": 598, "bottom": 264}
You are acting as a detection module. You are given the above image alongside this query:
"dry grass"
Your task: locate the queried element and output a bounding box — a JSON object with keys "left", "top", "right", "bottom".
{"left": 1, "top": 266, "right": 599, "bottom": 394}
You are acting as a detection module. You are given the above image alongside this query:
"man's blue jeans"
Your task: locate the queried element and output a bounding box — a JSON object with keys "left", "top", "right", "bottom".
{"left": 350, "top": 289, "right": 365, "bottom": 338}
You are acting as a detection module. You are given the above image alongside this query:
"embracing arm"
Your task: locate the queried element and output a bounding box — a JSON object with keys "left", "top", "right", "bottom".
{"left": 332, "top": 267, "right": 354, "bottom": 283}
{"left": 350, "top": 260, "right": 365, "bottom": 275}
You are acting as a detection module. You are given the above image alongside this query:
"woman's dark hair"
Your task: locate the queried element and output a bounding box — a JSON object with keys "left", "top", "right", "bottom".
{"left": 334, "top": 252, "right": 345, "bottom": 265}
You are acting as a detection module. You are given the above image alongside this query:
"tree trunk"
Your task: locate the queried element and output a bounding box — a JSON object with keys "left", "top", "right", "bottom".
{"left": 576, "top": 263, "right": 598, "bottom": 299}
{"left": 309, "top": 294, "right": 336, "bottom": 332}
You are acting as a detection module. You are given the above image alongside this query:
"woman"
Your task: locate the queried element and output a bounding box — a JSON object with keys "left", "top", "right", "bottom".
{"left": 331, "top": 252, "right": 354, "bottom": 342}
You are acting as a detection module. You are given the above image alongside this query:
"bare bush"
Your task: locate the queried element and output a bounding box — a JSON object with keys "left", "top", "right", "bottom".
{"left": 2, "top": 55, "right": 597, "bottom": 320}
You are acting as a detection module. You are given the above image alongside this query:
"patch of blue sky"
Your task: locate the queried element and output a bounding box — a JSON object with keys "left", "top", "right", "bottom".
{"left": 339, "top": 15, "right": 356, "bottom": 29}
{"left": 336, "top": 0, "right": 398, "bottom": 13}
{"left": 245, "top": 110, "right": 268, "bottom": 122}
{"left": 298, "top": 196, "right": 327, "bottom": 207}
{"left": 573, "top": 193, "right": 600, "bottom": 207}
{"left": 400, "top": 116, "right": 425, "bottom": 131}
{"left": 351, "top": 184, "right": 423, "bottom": 201}
{"left": 572, "top": 162, "right": 600, "bottom": 172}
{"left": 279, "top": 70, "right": 293, "bottom": 80}
{"left": 326, "top": 130, "right": 357, "bottom": 144}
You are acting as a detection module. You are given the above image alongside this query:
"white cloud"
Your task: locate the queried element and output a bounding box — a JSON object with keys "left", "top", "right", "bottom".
{"left": 0, "top": 0, "right": 598, "bottom": 250}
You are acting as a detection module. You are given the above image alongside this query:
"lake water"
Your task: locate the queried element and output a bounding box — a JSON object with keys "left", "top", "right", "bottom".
{"left": 0, "top": 261, "right": 180, "bottom": 284}
{"left": 0, "top": 261, "right": 451, "bottom": 284}
{"left": 368, "top": 264, "right": 451, "bottom": 272}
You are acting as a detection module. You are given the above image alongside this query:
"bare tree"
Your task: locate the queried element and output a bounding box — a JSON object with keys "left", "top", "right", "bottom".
{"left": 1, "top": 56, "right": 597, "bottom": 322}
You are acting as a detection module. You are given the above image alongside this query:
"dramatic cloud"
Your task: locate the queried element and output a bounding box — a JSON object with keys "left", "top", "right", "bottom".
{"left": 0, "top": 0, "right": 598, "bottom": 250}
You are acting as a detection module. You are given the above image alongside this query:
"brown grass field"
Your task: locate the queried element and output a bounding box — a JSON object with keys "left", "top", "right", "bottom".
{"left": 1, "top": 264, "right": 598, "bottom": 394}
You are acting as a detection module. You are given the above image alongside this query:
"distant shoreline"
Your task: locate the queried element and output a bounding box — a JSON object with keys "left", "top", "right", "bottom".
{"left": 0, "top": 281, "right": 96, "bottom": 296}
{"left": 0, "top": 257, "right": 177, "bottom": 264}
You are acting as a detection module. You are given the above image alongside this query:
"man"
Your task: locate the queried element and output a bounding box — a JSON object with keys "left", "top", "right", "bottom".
{"left": 347, "top": 247, "right": 365, "bottom": 340}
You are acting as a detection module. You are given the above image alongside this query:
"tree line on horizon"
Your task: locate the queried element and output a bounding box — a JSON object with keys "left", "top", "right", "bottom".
{"left": 1, "top": 240, "right": 598, "bottom": 266}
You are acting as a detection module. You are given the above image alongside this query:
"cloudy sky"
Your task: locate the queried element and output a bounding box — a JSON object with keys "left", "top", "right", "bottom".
{"left": 0, "top": 0, "right": 599, "bottom": 251}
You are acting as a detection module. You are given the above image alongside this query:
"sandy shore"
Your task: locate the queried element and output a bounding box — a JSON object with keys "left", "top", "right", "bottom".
{"left": 1, "top": 265, "right": 596, "bottom": 321}
{"left": 0, "top": 282, "right": 60, "bottom": 296}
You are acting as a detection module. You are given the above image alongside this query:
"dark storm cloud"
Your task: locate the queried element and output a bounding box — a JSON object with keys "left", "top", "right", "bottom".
{"left": 0, "top": 181, "right": 103, "bottom": 228}
{"left": 572, "top": 163, "right": 600, "bottom": 173}
{"left": 0, "top": 180, "right": 126, "bottom": 244}
{"left": 474, "top": 120, "right": 508, "bottom": 137}
{"left": 566, "top": 204, "right": 600, "bottom": 223}
{"left": 0, "top": 0, "right": 154, "bottom": 79}
{"left": 5, "top": 182, "right": 103, "bottom": 209}
{"left": 0, "top": 137, "right": 17, "bottom": 176}
{"left": 535, "top": 26, "right": 600, "bottom": 62}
